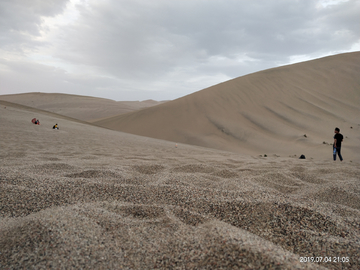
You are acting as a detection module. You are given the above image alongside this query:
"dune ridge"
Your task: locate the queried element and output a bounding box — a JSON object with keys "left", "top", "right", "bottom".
{"left": 0, "top": 92, "right": 167, "bottom": 121}
{"left": 94, "top": 52, "right": 360, "bottom": 161}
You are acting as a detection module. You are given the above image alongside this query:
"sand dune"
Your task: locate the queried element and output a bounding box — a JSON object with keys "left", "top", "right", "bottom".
{"left": 94, "top": 52, "right": 360, "bottom": 162}
{"left": 1, "top": 98, "right": 360, "bottom": 269}
{"left": 0, "top": 93, "right": 167, "bottom": 122}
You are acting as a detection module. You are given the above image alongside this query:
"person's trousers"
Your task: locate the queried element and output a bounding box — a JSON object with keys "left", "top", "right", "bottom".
{"left": 333, "top": 147, "right": 343, "bottom": 161}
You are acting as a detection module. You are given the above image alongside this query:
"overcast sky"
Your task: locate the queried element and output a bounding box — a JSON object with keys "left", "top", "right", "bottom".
{"left": 1, "top": 0, "right": 359, "bottom": 101}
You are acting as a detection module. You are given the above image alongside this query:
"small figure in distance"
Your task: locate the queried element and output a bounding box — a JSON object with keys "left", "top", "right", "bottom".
{"left": 53, "top": 123, "right": 59, "bottom": 130}
{"left": 333, "top": 127, "right": 343, "bottom": 161}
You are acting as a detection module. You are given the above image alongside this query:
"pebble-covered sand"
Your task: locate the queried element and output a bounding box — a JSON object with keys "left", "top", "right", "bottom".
{"left": 1, "top": 104, "right": 359, "bottom": 269}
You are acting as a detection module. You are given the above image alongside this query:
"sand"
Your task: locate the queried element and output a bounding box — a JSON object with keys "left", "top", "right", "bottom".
{"left": 1, "top": 101, "right": 359, "bottom": 269}
{"left": 93, "top": 52, "right": 360, "bottom": 162}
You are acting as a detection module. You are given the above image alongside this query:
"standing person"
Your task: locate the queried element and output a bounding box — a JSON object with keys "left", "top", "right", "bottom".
{"left": 333, "top": 127, "right": 343, "bottom": 161}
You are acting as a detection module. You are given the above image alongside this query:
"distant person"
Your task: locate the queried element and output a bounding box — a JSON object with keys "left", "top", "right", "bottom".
{"left": 333, "top": 127, "right": 343, "bottom": 161}
{"left": 53, "top": 123, "right": 59, "bottom": 129}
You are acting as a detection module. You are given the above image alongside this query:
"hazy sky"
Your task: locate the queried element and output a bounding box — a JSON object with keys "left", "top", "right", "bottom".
{"left": 1, "top": 0, "right": 359, "bottom": 101}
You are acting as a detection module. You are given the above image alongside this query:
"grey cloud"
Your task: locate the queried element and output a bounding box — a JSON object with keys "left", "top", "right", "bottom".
{"left": 1, "top": 0, "right": 359, "bottom": 100}
{"left": 0, "top": 0, "right": 69, "bottom": 32}
{"left": 57, "top": 0, "right": 359, "bottom": 78}
{"left": 0, "top": 0, "right": 68, "bottom": 49}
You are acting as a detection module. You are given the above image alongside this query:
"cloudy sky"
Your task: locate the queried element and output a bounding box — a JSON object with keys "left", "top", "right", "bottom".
{"left": 1, "top": 0, "right": 359, "bottom": 101}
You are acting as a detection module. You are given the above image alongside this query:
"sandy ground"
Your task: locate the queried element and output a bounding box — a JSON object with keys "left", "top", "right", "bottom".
{"left": 1, "top": 102, "right": 359, "bottom": 269}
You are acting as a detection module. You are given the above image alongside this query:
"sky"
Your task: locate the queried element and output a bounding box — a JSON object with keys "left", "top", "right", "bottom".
{"left": 0, "top": 0, "right": 359, "bottom": 101}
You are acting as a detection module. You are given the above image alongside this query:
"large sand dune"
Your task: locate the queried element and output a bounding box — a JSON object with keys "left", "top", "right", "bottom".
{"left": 94, "top": 52, "right": 360, "bottom": 161}
{"left": 0, "top": 92, "right": 167, "bottom": 122}
{"left": 1, "top": 99, "right": 360, "bottom": 269}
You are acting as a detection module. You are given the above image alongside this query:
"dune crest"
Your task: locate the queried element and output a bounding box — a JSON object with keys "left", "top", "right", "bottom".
{"left": 0, "top": 92, "right": 167, "bottom": 121}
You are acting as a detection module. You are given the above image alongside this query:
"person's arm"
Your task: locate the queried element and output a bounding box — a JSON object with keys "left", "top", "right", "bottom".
{"left": 334, "top": 138, "right": 337, "bottom": 147}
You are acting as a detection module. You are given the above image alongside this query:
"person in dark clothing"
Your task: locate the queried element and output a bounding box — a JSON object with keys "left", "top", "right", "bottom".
{"left": 333, "top": 127, "right": 343, "bottom": 161}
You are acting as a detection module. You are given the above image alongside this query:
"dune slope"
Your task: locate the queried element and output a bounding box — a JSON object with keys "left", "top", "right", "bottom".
{"left": 94, "top": 52, "right": 360, "bottom": 161}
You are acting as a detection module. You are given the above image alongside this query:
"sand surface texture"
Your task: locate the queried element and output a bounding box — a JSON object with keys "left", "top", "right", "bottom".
{"left": 0, "top": 93, "right": 166, "bottom": 122}
{"left": 94, "top": 52, "right": 360, "bottom": 162}
{"left": 1, "top": 101, "right": 359, "bottom": 269}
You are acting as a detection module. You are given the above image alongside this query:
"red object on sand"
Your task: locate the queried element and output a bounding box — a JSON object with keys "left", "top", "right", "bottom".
{"left": 32, "top": 118, "right": 37, "bottom": 124}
